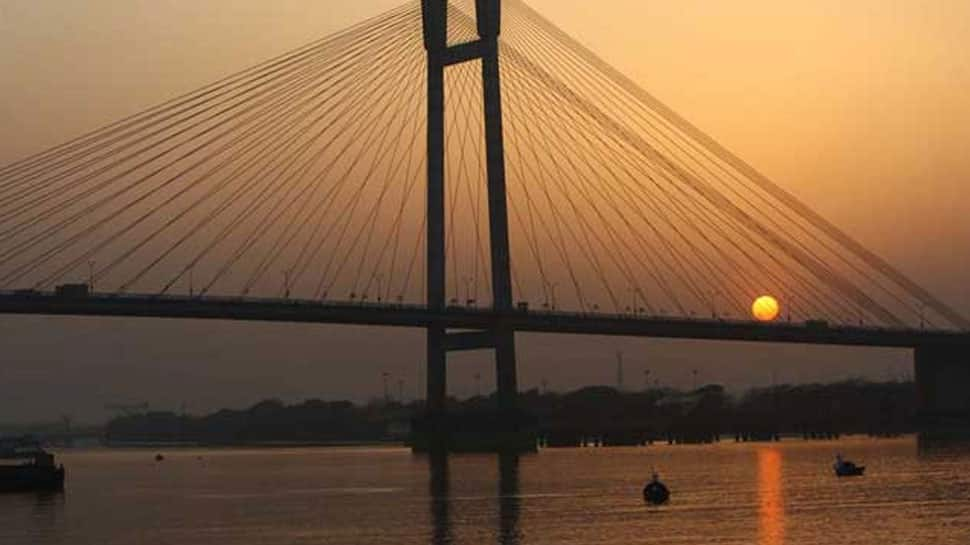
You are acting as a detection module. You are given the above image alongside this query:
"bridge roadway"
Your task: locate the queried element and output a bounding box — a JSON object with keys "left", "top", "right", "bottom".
{"left": 0, "top": 291, "right": 966, "bottom": 349}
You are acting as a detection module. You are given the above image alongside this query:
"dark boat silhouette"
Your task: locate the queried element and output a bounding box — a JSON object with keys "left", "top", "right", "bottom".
{"left": 0, "top": 437, "right": 65, "bottom": 493}
{"left": 833, "top": 454, "right": 865, "bottom": 477}
{"left": 643, "top": 472, "right": 670, "bottom": 505}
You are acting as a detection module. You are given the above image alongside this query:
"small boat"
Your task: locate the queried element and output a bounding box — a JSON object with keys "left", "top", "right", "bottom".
{"left": 833, "top": 454, "right": 865, "bottom": 477}
{"left": 0, "top": 437, "right": 65, "bottom": 493}
{"left": 643, "top": 472, "right": 670, "bottom": 505}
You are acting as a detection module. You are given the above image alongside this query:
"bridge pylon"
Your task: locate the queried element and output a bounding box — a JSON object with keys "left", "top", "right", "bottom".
{"left": 417, "top": 0, "right": 530, "bottom": 452}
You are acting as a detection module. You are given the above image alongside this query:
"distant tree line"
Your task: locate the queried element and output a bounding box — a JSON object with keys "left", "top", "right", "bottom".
{"left": 105, "top": 399, "right": 388, "bottom": 444}
{"left": 521, "top": 380, "right": 914, "bottom": 445}
{"left": 104, "top": 380, "right": 916, "bottom": 445}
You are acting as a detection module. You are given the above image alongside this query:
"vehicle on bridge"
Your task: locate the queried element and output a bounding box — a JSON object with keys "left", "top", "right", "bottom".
{"left": 54, "top": 283, "right": 90, "bottom": 299}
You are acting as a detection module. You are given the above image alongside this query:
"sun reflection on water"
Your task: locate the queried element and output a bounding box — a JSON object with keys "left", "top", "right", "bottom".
{"left": 758, "top": 447, "right": 785, "bottom": 545}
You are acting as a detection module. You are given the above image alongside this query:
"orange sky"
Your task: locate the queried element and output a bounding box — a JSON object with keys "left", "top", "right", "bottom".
{"left": 0, "top": 1, "right": 966, "bottom": 420}
{"left": 2, "top": 0, "right": 967, "bottom": 307}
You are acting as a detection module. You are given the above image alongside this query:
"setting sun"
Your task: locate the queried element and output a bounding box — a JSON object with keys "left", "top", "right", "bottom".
{"left": 752, "top": 296, "right": 780, "bottom": 322}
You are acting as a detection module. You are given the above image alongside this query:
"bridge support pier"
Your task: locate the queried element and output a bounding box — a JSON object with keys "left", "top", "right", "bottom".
{"left": 417, "top": 326, "right": 531, "bottom": 453}
{"left": 915, "top": 344, "right": 970, "bottom": 439}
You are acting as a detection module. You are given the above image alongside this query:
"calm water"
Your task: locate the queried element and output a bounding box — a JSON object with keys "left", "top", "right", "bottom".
{"left": 2, "top": 437, "right": 970, "bottom": 544}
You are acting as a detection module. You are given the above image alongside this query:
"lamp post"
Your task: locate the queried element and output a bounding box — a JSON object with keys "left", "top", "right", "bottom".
{"left": 616, "top": 351, "right": 625, "bottom": 391}
{"left": 543, "top": 281, "right": 558, "bottom": 311}
{"left": 463, "top": 276, "right": 473, "bottom": 307}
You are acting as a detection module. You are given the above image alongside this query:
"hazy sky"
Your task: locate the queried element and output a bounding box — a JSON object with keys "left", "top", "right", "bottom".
{"left": 1, "top": 1, "right": 967, "bottom": 423}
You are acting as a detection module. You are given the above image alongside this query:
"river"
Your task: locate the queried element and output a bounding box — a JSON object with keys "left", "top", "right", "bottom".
{"left": 2, "top": 436, "right": 969, "bottom": 544}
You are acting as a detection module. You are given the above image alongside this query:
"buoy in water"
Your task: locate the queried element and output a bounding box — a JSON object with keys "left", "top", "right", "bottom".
{"left": 643, "top": 472, "right": 670, "bottom": 505}
{"left": 155, "top": 454, "right": 165, "bottom": 462}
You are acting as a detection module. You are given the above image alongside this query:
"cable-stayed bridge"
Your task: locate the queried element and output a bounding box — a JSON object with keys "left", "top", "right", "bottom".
{"left": 1, "top": 0, "right": 968, "bottom": 447}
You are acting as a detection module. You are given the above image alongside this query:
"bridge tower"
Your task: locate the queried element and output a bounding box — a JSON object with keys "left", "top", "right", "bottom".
{"left": 420, "top": 0, "right": 525, "bottom": 450}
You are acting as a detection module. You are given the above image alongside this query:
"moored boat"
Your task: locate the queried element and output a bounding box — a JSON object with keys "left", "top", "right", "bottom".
{"left": 0, "top": 437, "right": 65, "bottom": 493}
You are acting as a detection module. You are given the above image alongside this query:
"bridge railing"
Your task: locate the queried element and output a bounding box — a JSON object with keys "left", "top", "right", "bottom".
{"left": 0, "top": 288, "right": 960, "bottom": 337}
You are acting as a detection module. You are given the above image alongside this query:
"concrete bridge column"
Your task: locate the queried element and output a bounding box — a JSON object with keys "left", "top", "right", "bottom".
{"left": 423, "top": 0, "right": 448, "bottom": 418}
{"left": 915, "top": 344, "right": 970, "bottom": 437}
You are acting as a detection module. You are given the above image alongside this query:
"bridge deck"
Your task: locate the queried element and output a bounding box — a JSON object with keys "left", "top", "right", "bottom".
{"left": 0, "top": 291, "right": 966, "bottom": 349}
